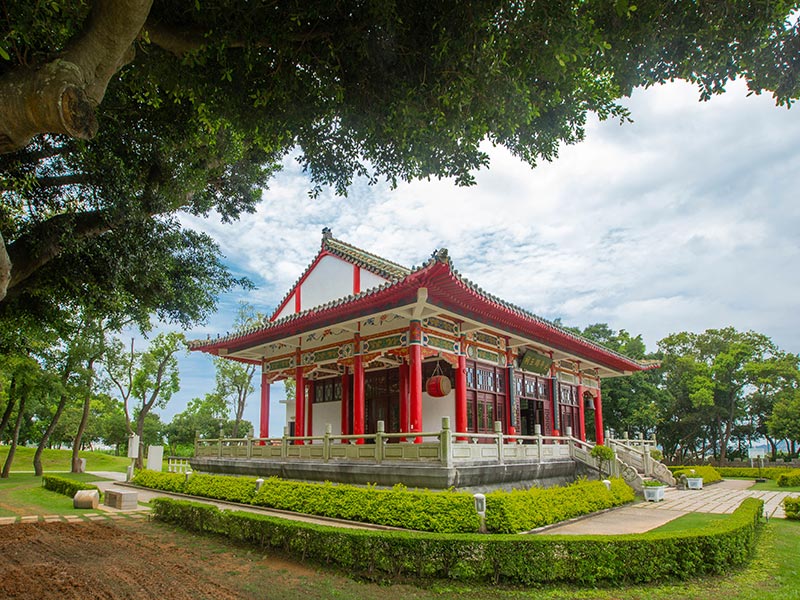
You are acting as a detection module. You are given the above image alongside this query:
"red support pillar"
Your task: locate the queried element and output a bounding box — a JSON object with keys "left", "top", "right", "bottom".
{"left": 340, "top": 369, "right": 350, "bottom": 440}
{"left": 577, "top": 384, "right": 586, "bottom": 441}
{"left": 294, "top": 360, "right": 305, "bottom": 445}
{"left": 455, "top": 353, "right": 467, "bottom": 441}
{"left": 594, "top": 390, "right": 604, "bottom": 446}
{"left": 353, "top": 337, "right": 365, "bottom": 444}
{"left": 259, "top": 371, "right": 270, "bottom": 440}
{"left": 306, "top": 381, "right": 315, "bottom": 437}
{"left": 409, "top": 321, "right": 423, "bottom": 443}
{"left": 506, "top": 346, "right": 516, "bottom": 439}
{"left": 399, "top": 362, "right": 409, "bottom": 442}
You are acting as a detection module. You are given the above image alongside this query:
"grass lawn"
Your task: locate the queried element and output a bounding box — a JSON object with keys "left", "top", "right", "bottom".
{"left": 0, "top": 472, "right": 113, "bottom": 517}
{"left": 647, "top": 511, "right": 731, "bottom": 533}
{"left": 0, "top": 444, "right": 131, "bottom": 473}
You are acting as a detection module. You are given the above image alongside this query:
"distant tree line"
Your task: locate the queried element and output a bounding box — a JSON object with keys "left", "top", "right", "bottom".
{"left": 564, "top": 323, "right": 800, "bottom": 463}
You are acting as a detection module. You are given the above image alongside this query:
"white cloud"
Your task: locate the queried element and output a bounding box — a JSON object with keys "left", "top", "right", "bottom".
{"left": 162, "top": 79, "right": 800, "bottom": 434}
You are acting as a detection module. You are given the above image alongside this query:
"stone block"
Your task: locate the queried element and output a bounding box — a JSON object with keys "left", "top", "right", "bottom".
{"left": 73, "top": 489, "right": 99, "bottom": 509}
{"left": 104, "top": 489, "right": 138, "bottom": 510}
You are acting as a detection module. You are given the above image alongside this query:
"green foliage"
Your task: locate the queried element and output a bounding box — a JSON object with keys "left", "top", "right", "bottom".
{"left": 131, "top": 470, "right": 187, "bottom": 494}
{"left": 784, "top": 497, "right": 800, "bottom": 520}
{"left": 717, "top": 466, "right": 795, "bottom": 480}
{"left": 649, "top": 448, "right": 663, "bottom": 461}
{"left": 590, "top": 444, "right": 615, "bottom": 463}
{"left": 151, "top": 497, "right": 763, "bottom": 585}
{"left": 42, "top": 474, "right": 101, "bottom": 500}
{"left": 776, "top": 469, "right": 800, "bottom": 487}
{"left": 185, "top": 473, "right": 258, "bottom": 504}
{"left": 642, "top": 480, "right": 667, "bottom": 487}
{"left": 669, "top": 466, "right": 722, "bottom": 484}
{"left": 252, "top": 479, "right": 479, "bottom": 534}
{"left": 484, "top": 478, "right": 635, "bottom": 533}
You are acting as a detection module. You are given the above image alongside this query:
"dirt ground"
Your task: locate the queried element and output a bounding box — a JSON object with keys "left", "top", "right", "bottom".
{"left": 0, "top": 519, "right": 321, "bottom": 600}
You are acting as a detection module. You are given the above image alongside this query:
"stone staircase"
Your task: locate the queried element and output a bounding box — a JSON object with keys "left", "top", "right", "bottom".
{"left": 568, "top": 434, "right": 675, "bottom": 493}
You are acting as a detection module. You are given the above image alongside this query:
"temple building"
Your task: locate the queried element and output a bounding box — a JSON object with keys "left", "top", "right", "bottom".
{"left": 190, "top": 229, "right": 652, "bottom": 456}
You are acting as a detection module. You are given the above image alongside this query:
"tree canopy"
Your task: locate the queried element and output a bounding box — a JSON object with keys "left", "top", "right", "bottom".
{"left": 0, "top": 0, "right": 798, "bottom": 314}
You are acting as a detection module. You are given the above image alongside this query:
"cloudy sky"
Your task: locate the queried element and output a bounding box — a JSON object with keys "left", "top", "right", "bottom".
{"left": 155, "top": 79, "right": 800, "bottom": 434}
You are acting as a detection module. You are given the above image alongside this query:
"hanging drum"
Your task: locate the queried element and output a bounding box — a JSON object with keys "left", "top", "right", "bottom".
{"left": 426, "top": 362, "right": 452, "bottom": 397}
{"left": 426, "top": 375, "right": 452, "bottom": 397}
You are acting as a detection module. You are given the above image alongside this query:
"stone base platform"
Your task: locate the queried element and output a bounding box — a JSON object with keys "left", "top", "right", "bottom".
{"left": 189, "top": 457, "right": 584, "bottom": 491}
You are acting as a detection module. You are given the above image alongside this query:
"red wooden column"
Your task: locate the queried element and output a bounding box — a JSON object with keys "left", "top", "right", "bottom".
{"left": 259, "top": 370, "right": 270, "bottom": 440}
{"left": 594, "top": 389, "right": 605, "bottom": 446}
{"left": 353, "top": 335, "right": 365, "bottom": 444}
{"left": 455, "top": 351, "right": 468, "bottom": 441}
{"left": 294, "top": 360, "right": 305, "bottom": 445}
{"left": 577, "top": 384, "right": 586, "bottom": 441}
{"left": 409, "top": 320, "right": 423, "bottom": 443}
{"left": 399, "top": 362, "right": 409, "bottom": 442}
{"left": 340, "top": 369, "right": 350, "bottom": 440}
{"left": 306, "top": 380, "right": 315, "bottom": 437}
{"left": 505, "top": 346, "right": 516, "bottom": 439}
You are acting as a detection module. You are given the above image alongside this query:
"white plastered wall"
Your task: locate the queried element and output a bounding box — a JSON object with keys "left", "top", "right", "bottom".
{"left": 422, "top": 391, "right": 456, "bottom": 434}
{"left": 311, "top": 401, "right": 342, "bottom": 436}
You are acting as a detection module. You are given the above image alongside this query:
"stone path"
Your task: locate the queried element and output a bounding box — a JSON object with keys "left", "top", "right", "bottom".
{"left": 540, "top": 479, "right": 798, "bottom": 536}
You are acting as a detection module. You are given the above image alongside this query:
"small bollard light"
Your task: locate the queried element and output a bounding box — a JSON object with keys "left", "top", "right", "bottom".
{"left": 184, "top": 470, "right": 193, "bottom": 483}
{"left": 255, "top": 478, "right": 265, "bottom": 492}
{"left": 474, "top": 493, "right": 487, "bottom": 533}
{"left": 602, "top": 479, "right": 611, "bottom": 491}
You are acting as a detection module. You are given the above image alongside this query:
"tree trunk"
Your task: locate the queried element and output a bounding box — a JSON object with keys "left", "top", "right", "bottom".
{"left": 135, "top": 412, "right": 148, "bottom": 470}
{"left": 1, "top": 394, "right": 26, "bottom": 478}
{"left": 71, "top": 358, "right": 95, "bottom": 473}
{"left": 34, "top": 391, "right": 70, "bottom": 476}
{"left": 0, "top": 387, "right": 16, "bottom": 439}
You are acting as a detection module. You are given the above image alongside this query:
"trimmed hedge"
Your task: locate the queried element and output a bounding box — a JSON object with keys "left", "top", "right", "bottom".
{"left": 776, "top": 469, "right": 800, "bottom": 487}
{"left": 252, "top": 479, "right": 479, "bottom": 533}
{"left": 485, "top": 478, "right": 635, "bottom": 533}
{"left": 717, "top": 466, "right": 794, "bottom": 480}
{"left": 42, "top": 475, "right": 102, "bottom": 500}
{"left": 131, "top": 470, "right": 478, "bottom": 533}
{"left": 151, "top": 496, "right": 763, "bottom": 585}
{"left": 784, "top": 497, "right": 800, "bottom": 520}
{"left": 669, "top": 466, "right": 722, "bottom": 484}
{"left": 131, "top": 471, "right": 635, "bottom": 534}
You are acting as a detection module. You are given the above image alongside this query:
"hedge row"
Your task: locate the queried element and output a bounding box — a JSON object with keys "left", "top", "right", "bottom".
{"left": 131, "top": 471, "right": 635, "bottom": 534}
{"left": 717, "top": 466, "right": 794, "bottom": 480}
{"left": 42, "top": 475, "right": 102, "bottom": 500}
{"left": 132, "top": 471, "right": 477, "bottom": 533}
{"left": 776, "top": 469, "right": 800, "bottom": 487}
{"left": 151, "top": 497, "right": 763, "bottom": 585}
{"left": 784, "top": 497, "right": 800, "bottom": 520}
{"left": 668, "top": 465, "right": 722, "bottom": 484}
{"left": 485, "top": 478, "right": 635, "bottom": 533}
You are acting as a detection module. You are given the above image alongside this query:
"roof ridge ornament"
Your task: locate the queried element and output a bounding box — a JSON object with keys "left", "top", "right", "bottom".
{"left": 431, "top": 247, "right": 450, "bottom": 263}
{"left": 321, "top": 227, "right": 332, "bottom": 242}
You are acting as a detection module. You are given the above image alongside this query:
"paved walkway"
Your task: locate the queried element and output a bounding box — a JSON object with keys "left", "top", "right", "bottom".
{"left": 539, "top": 479, "right": 798, "bottom": 535}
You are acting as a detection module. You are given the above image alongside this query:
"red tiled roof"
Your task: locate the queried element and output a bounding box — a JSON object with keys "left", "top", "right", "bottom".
{"left": 191, "top": 248, "right": 651, "bottom": 374}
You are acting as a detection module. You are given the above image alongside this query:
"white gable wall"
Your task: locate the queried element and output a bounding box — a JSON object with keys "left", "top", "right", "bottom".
{"left": 274, "top": 254, "right": 391, "bottom": 320}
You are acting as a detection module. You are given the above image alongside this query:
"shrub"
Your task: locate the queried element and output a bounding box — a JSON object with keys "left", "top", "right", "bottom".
{"left": 649, "top": 448, "right": 663, "bottom": 461}
{"left": 643, "top": 480, "right": 666, "bottom": 487}
{"left": 717, "top": 466, "right": 793, "bottom": 480}
{"left": 42, "top": 475, "right": 102, "bottom": 500}
{"left": 670, "top": 466, "right": 722, "bottom": 484}
{"left": 252, "top": 479, "right": 479, "bottom": 533}
{"left": 185, "top": 473, "right": 259, "bottom": 503}
{"left": 784, "top": 497, "right": 800, "bottom": 520}
{"left": 151, "top": 497, "right": 763, "bottom": 585}
{"left": 131, "top": 470, "right": 187, "bottom": 493}
{"left": 484, "top": 478, "right": 635, "bottom": 533}
{"left": 776, "top": 469, "right": 800, "bottom": 487}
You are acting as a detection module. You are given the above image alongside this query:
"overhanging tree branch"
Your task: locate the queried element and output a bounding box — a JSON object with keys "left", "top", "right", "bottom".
{"left": 0, "top": 0, "right": 153, "bottom": 154}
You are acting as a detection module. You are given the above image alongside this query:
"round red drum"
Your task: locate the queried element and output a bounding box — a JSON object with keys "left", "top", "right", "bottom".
{"left": 426, "top": 375, "right": 452, "bottom": 397}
